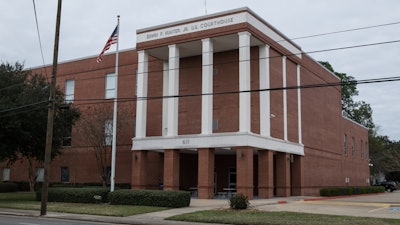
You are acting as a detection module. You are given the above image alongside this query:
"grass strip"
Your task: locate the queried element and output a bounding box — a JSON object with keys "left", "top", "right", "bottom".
{"left": 0, "top": 192, "right": 169, "bottom": 216}
{"left": 167, "top": 209, "right": 400, "bottom": 225}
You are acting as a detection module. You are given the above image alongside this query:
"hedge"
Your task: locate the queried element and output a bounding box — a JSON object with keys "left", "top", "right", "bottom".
{"left": 109, "top": 189, "right": 190, "bottom": 208}
{"left": 36, "top": 187, "right": 109, "bottom": 203}
{"left": 320, "top": 186, "right": 385, "bottom": 197}
{"left": 0, "top": 182, "right": 18, "bottom": 192}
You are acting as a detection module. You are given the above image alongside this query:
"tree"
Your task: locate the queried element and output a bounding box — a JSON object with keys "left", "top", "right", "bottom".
{"left": 319, "top": 61, "right": 374, "bottom": 129}
{"left": 369, "top": 128, "right": 400, "bottom": 181}
{"left": 0, "top": 62, "right": 80, "bottom": 190}
{"left": 75, "top": 103, "right": 127, "bottom": 187}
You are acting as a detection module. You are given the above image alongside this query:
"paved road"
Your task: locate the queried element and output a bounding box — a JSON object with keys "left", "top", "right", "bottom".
{"left": 0, "top": 214, "right": 117, "bottom": 225}
{"left": 255, "top": 191, "right": 400, "bottom": 219}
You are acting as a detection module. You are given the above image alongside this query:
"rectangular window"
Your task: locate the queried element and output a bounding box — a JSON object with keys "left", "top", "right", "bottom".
{"left": 36, "top": 168, "right": 44, "bottom": 182}
{"left": 60, "top": 167, "right": 69, "bottom": 183}
{"left": 135, "top": 69, "right": 138, "bottom": 97}
{"left": 360, "top": 140, "right": 364, "bottom": 159}
{"left": 351, "top": 137, "right": 355, "bottom": 157}
{"left": 62, "top": 123, "right": 72, "bottom": 147}
{"left": 228, "top": 168, "right": 236, "bottom": 189}
{"left": 213, "top": 68, "right": 219, "bottom": 75}
{"left": 105, "top": 73, "right": 116, "bottom": 99}
{"left": 65, "top": 79, "right": 75, "bottom": 103}
{"left": 133, "top": 116, "right": 136, "bottom": 137}
{"left": 343, "top": 134, "right": 347, "bottom": 156}
{"left": 2, "top": 168, "right": 10, "bottom": 181}
{"left": 365, "top": 142, "right": 369, "bottom": 160}
{"left": 212, "top": 119, "right": 219, "bottom": 131}
{"left": 104, "top": 119, "right": 113, "bottom": 146}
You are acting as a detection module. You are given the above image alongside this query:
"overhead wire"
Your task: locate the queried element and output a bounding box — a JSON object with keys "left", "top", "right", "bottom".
{"left": 1, "top": 74, "right": 400, "bottom": 117}
{"left": 28, "top": 37, "right": 400, "bottom": 84}
{"left": 2, "top": 20, "right": 400, "bottom": 115}
{"left": 282, "top": 21, "right": 400, "bottom": 42}
{"left": 32, "top": 0, "right": 48, "bottom": 77}
{"left": 4, "top": 19, "right": 400, "bottom": 90}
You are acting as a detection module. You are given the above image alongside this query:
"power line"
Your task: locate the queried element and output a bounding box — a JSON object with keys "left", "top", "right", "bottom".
{"left": 70, "top": 75, "right": 400, "bottom": 103}
{"left": 286, "top": 21, "right": 400, "bottom": 42}
{"left": 0, "top": 100, "right": 48, "bottom": 114}
{"left": 0, "top": 102, "right": 48, "bottom": 118}
{"left": 2, "top": 75, "right": 399, "bottom": 117}
{"left": 27, "top": 38, "right": 400, "bottom": 85}
{"left": 4, "top": 20, "right": 399, "bottom": 89}
{"left": 2, "top": 22, "right": 400, "bottom": 113}
{"left": 32, "top": 0, "right": 48, "bottom": 77}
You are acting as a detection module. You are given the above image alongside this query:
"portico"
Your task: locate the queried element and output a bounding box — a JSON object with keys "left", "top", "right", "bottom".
{"left": 132, "top": 7, "right": 304, "bottom": 199}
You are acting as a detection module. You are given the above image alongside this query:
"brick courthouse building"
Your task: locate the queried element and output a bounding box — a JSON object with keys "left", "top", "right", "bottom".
{"left": 3, "top": 8, "right": 370, "bottom": 198}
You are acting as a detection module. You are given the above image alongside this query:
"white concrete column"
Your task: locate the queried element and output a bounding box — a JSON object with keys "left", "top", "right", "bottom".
{"left": 282, "top": 56, "right": 288, "bottom": 141}
{"left": 297, "top": 64, "right": 302, "bottom": 144}
{"left": 201, "top": 38, "right": 213, "bottom": 135}
{"left": 167, "top": 44, "right": 180, "bottom": 136}
{"left": 162, "top": 62, "right": 169, "bottom": 136}
{"left": 135, "top": 50, "right": 148, "bottom": 138}
{"left": 238, "top": 31, "right": 251, "bottom": 133}
{"left": 259, "top": 45, "right": 270, "bottom": 137}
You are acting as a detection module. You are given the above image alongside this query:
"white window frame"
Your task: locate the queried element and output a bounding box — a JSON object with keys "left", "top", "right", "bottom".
{"left": 36, "top": 167, "right": 44, "bottom": 182}
{"left": 104, "top": 119, "right": 113, "bottom": 146}
{"left": 65, "top": 79, "right": 75, "bottom": 103}
{"left": 2, "top": 168, "right": 10, "bottom": 181}
{"left": 105, "top": 73, "right": 116, "bottom": 99}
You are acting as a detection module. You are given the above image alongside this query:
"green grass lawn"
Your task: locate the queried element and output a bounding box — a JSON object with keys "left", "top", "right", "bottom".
{"left": 2, "top": 192, "right": 400, "bottom": 224}
{"left": 0, "top": 192, "right": 169, "bottom": 216}
{"left": 168, "top": 209, "right": 400, "bottom": 225}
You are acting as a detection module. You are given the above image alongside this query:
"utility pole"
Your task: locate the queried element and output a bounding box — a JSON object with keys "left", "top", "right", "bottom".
{"left": 40, "top": 0, "right": 62, "bottom": 216}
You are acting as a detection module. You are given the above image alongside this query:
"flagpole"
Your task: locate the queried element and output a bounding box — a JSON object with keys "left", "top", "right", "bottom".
{"left": 110, "top": 15, "right": 120, "bottom": 192}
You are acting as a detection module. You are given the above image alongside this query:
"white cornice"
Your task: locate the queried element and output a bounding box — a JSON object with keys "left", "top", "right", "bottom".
{"left": 132, "top": 132, "right": 304, "bottom": 155}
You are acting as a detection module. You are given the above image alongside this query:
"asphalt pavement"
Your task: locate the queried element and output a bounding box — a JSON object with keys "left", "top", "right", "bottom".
{"left": 0, "top": 191, "right": 399, "bottom": 224}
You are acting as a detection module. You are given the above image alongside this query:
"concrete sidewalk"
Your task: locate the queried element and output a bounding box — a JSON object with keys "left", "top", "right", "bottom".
{"left": 0, "top": 193, "right": 398, "bottom": 224}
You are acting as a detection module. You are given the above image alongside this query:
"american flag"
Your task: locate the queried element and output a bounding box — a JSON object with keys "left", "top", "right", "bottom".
{"left": 96, "top": 25, "right": 119, "bottom": 63}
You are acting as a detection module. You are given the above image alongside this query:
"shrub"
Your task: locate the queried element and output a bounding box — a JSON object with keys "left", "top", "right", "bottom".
{"left": 320, "top": 186, "right": 385, "bottom": 196}
{"left": 13, "top": 182, "right": 30, "bottom": 191}
{"left": 36, "top": 187, "right": 109, "bottom": 203}
{"left": 109, "top": 189, "right": 190, "bottom": 208}
{"left": 229, "top": 193, "right": 250, "bottom": 210}
{"left": 0, "top": 182, "right": 18, "bottom": 192}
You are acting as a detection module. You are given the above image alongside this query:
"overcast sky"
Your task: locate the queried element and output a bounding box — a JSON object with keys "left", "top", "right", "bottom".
{"left": 1, "top": 0, "right": 399, "bottom": 140}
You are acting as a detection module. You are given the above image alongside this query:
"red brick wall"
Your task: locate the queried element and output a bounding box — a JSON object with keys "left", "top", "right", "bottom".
{"left": 4, "top": 39, "right": 369, "bottom": 195}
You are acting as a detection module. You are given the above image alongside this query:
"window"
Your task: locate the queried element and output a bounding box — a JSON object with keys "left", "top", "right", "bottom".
{"left": 213, "top": 68, "right": 219, "bottom": 75}
{"left": 36, "top": 168, "right": 44, "bottom": 182}
{"left": 60, "top": 167, "right": 69, "bottom": 183}
{"left": 365, "top": 142, "right": 369, "bottom": 160}
{"left": 351, "top": 137, "right": 355, "bottom": 157}
{"left": 104, "top": 119, "right": 113, "bottom": 146}
{"left": 2, "top": 168, "right": 10, "bottom": 181}
{"left": 105, "top": 73, "right": 116, "bottom": 99}
{"left": 360, "top": 140, "right": 364, "bottom": 159}
{"left": 212, "top": 119, "right": 219, "bottom": 131}
{"left": 228, "top": 168, "right": 236, "bottom": 189}
{"left": 135, "top": 69, "right": 138, "bottom": 97}
{"left": 65, "top": 79, "right": 75, "bottom": 103}
{"left": 62, "top": 123, "right": 72, "bottom": 147}
{"left": 343, "top": 134, "right": 347, "bottom": 156}
{"left": 133, "top": 116, "right": 136, "bottom": 137}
